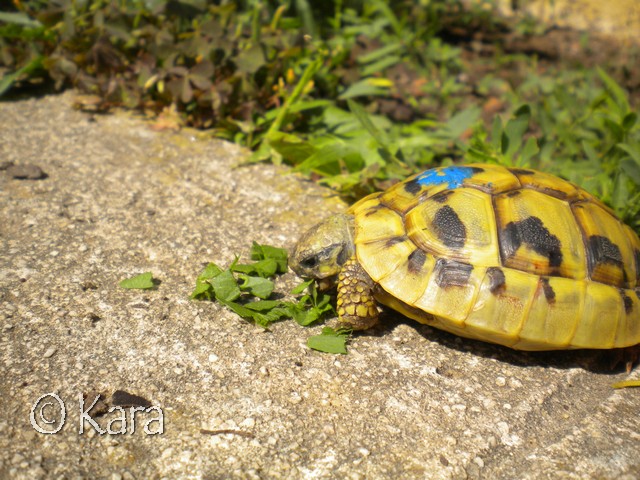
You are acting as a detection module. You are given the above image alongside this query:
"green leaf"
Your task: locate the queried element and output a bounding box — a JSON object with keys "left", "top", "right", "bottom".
{"left": 500, "top": 132, "right": 509, "bottom": 157}
{"left": 490, "top": 116, "right": 503, "bottom": 153}
{"left": 242, "top": 300, "right": 282, "bottom": 311}
{"left": 347, "top": 99, "right": 390, "bottom": 150}
{"left": 219, "top": 300, "right": 267, "bottom": 325}
{"left": 519, "top": 137, "right": 540, "bottom": 166}
{"left": 248, "top": 141, "right": 274, "bottom": 164}
{"left": 293, "top": 141, "right": 352, "bottom": 174}
{"left": 268, "top": 132, "right": 317, "bottom": 164}
{"left": 250, "top": 243, "right": 288, "bottom": 273}
{"left": 260, "top": 306, "right": 297, "bottom": 326}
{"left": 602, "top": 118, "right": 624, "bottom": 142}
{"left": 622, "top": 112, "right": 637, "bottom": 131}
{"left": 596, "top": 66, "right": 629, "bottom": 112}
{"left": 262, "top": 100, "right": 333, "bottom": 122}
{"left": 0, "top": 11, "right": 42, "bottom": 27}
{"left": 621, "top": 158, "right": 640, "bottom": 185}
{"left": 582, "top": 140, "right": 600, "bottom": 164}
{"left": 291, "top": 279, "right": 314, "bottom": 295}
{"left": 618, "top": 142, "right": 640, "bottom": 170}
{"left": 370, "top": 0, "right": 404, "bottom": 37}
{"left": 357, "top": 42, "right": 403, "bottom": 64}
{"left": 307, "top": 327, "right": 349, "bottom": 354}
{"left": 233, "top": 258, "right": 279, "bottom": 277}
{"left": 360, "top": 56, "right": 401, "bottom": 77}
{"left": 191, "top": 263, "right": 222, "bottom": 299}
{"left": 238, "top": 275, "right": 275, "bottom": 299}
{"left": 465, "top": 147, "right": 495, "bottom": 163}
{"left": 292, "top": 302, "right": 333, "bottom": 326}
{"left": 444, "top": 107, "right": 480, "bottom": 139}
{"left": 264, "top": 56, "right": 323, "bottom": 139}
{"left": 235, "top": 44, "right": 265, "bottom": 74}
{"left": 198, "top": 262, "right": 223, "bottom": 280}
{"left": 191, "top": 279, "right": 213, "bottom": 299}
{"left": 209, "top": 269, "right": 241, "bottom": 302}
{"left": 504, "top": 105, "right": 531, "bottom": 158}
{"left": 119, "top": 272, "right": 155, "bottom": 289}
{"left": 191, "top": 244, "right": 309, "bottom": 328}
{"left": 219, "top": 299, "right": 296, "bottom": 327}
{"left": 0, "top": 56, "right": 43, "bottom": 97}
{"left": 290, "top": 280, "right": 334, "bottom": 326}
{"left": 338, "top": 79, "right": 391, "bottom": 100}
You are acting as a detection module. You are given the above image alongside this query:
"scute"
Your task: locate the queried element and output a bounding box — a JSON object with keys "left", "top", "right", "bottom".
{"left": 414, "top": 261, "right": 484, "bottom": 325}
{"left": 353, "top": 200, "right": 404, "bottom": 243}
{"left": 348, "top": 163, "right": 640, "bottom": 350}
{"left": 494, "top": 189, "right": 586, "bottom": 279}
{"left": 623, "top": 224, "right": 640, "bottom": 284}
{"left": 464, "top": 266, "right": 538, "bottom": 347}
{"left": 514, "top": 276, "right": 585, "bottom": 350}
{"left": 379, "top": 172, "right": 450, "bottom": 214}
{"left": 573, "top": 201, "right": 636, "bottom": 287}
{"left": 356, "top": 236, "right": 415, "bottom": 283}
{"left": 378, "top": 248, "right": 435, "bottom": 307}
{"left": 511, "top": 168, "right": 580, "bottom": 200}
{"left": 406, "top": 188, "right": 499, "bottom": 266}
{"left": 570, "top": 282, "right": 623, "bottom": 348}
{"left": 456, "top": 163, "right": 520, "bottom": 193}
{"left": 616, "top": 289, "right": 640, "bottom": 348}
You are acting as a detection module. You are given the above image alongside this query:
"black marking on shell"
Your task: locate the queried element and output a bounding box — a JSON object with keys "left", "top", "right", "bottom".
{"left": 385, "top": 236, "right": 408, "bottom": 248}
{"left": 506, "top": 190, "right": 521, "bottom": 198}
{"left": 434, "top": 258, "right": 473, "bottom": 289}
{"left": 432, "top": 205, "right": 467, "bottom": 249}
{"left": 635, "top": 288, "right": 640, "bottom": 300}
{"left": 510, "top": 168, "right": 535, "bottom": 176}
{"left": 364, "top": 204, "right": 385, "bottom": 216}
{"left": 432, "top": 191, "right": 454, "bottom": 203}
{"left": 404, "top": 179, "right": 422, "bottom": 195}
{"left": 486, "top": 267, "right": 506, "bottom": 295}
{"left": 621, "top": 290, "right": 633, "bottom": 314}
{"left": 536, "top": 187, "right": 568, "bottom": 200}
{"left": 586, "top": 235, "right": 624, "bottom": 274}
{"left": 407, "top": 249, "right": 427, "bottom": 274}
{"left": 540, "top": 277, "right": 556, "bottom": 304}
{"left": 501, "top": 216, "right": 563, "bottom": 267}
{"left": 470, "top": 167, "right": 485, "bottom": 174}
{"left": 634, "top": 249, "right": 640, "bottom": 282}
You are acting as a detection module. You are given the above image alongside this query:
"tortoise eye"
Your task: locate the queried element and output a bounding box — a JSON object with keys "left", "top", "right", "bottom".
{"left": 301, "top": 256, "right": 318, "bottom": 269}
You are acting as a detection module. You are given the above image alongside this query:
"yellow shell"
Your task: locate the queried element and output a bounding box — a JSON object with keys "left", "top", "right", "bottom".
{"left": 349, "top": 164, "right": 640, "bottom": 350}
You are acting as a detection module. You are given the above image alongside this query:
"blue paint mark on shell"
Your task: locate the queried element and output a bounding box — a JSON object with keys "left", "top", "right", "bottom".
{"left": 416, "top": 166, "right": 475, "bottom": 189}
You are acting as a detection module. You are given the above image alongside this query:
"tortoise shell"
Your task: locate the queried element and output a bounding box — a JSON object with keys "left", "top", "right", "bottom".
{"left": 349, "top": 164, "right": 640, "bottom": 350}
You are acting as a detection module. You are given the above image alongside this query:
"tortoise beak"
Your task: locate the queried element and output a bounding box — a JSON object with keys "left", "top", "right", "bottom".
{"left": 318, "top": 275, "right": 337, "bottom": 291}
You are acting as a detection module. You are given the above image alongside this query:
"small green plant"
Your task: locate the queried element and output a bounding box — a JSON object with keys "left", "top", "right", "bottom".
{"left": 2, "top": 1, "right": 639, "bottom": 232}
{"left": 191, "top": 242, "right": 347, "bottom": 353}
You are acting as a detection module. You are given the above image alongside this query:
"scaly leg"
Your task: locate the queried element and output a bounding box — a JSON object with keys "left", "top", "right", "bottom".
{"left": 336, "top": 256, "right": 379, "bottom": 330}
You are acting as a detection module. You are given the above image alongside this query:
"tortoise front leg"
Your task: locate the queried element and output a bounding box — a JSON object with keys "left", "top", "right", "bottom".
{"left": 336, "top": 256, "right": 379, "bottom": 330}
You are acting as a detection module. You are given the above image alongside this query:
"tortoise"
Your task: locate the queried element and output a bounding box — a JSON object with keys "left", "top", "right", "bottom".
{"left": 290, "top": 164, "right": 640, "bottom": 354}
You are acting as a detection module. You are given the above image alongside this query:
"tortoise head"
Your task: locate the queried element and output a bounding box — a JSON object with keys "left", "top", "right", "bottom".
{"left": 290, "top": 214, "right": 356, "bottom": 288}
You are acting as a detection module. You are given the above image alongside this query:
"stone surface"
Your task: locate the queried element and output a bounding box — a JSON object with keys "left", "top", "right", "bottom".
{"left": 0, "top": 92, "right": 639, "bottom": 479}
{"left": 493, "top": 0, "right": 640, "bottom": 42}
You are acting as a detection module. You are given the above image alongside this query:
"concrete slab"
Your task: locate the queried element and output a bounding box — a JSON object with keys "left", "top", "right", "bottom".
{"left": 0, "top": 92, "right": 638, "bottom": 479}
{"left": 493, "top": 0, "right": 640, "bottom": 42}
